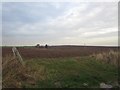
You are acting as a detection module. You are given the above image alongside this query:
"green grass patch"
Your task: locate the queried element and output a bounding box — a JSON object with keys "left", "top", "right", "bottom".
{"left": 24, "top": 57, "right": 118, "bottom": 88}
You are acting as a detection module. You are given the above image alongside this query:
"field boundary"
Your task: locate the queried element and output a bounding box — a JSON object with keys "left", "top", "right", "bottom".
{"left": 12, "top": 47, "right": 25, "bottom": 66}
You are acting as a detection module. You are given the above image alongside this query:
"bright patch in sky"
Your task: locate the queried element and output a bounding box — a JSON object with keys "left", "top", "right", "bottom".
{"left": 2, "top": 2, "right": 118, "bottom": 46}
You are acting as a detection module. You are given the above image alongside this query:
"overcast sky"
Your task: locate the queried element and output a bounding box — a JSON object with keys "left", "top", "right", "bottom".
{"left": 2, "top": 2, "right": 118, "bottom": 46}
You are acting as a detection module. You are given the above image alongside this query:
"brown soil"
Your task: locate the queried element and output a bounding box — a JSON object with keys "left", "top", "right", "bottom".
{"left": 2, "top": 46, "right": 118, "bottom": 59}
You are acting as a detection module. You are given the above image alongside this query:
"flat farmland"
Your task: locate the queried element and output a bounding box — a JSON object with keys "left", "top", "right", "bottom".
{"left": 2, "top": 46, "right": 118, "bottom": 59}
{"left": 2, "top": 46, "right": 119, "bottom": 88}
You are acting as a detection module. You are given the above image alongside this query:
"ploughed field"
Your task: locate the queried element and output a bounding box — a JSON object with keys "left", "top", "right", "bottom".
{"left": 2, "top": 46, "right": 118, "bottom": 59}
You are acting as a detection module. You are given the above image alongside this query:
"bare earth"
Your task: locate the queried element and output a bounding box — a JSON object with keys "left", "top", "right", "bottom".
{"left": 2, "top": 46, "right": 118, "bottom": 59}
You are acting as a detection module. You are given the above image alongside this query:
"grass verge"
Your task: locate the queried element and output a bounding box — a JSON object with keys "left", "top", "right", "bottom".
{"left": 25, "top": 57, "right": 118, "bottom": 88}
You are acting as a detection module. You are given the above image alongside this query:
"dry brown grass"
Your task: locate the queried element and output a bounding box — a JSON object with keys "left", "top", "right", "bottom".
{"left": 2, "top": 55, "right": 35, "bottom": 88}
{"left": 90, "top": 50, "right": 119, "bottom": 66}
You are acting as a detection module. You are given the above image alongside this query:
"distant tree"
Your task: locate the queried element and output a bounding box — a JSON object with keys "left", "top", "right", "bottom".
{"left": 36, "top": 44, "right": 40, "bottom": 48}
{"left": 45, "top": 44, "right": 48, "bottom": 48}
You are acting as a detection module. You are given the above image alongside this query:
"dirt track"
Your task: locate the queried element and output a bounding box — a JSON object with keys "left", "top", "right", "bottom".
{"left": 2, "top": 46, "right": 118, "bottom": 59}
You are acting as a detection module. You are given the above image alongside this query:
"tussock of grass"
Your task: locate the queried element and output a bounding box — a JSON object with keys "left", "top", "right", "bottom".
{"left": 90, "top": 50, "right": 119, "bottom": 66}
{"left": 2, "top": 55, "right": 35, "bottom": 88}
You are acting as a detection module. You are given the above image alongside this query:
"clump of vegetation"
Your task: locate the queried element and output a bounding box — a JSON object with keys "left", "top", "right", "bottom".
{"left": 90, "top": 50, "right": 119, "bottom": 66}
{"left": 2, "top": 55, "right": 35, "bottom": 88}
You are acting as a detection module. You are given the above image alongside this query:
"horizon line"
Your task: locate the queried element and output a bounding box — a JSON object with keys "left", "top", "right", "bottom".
{"left": 1, "top": 44, "right": 119, "bottom": 47}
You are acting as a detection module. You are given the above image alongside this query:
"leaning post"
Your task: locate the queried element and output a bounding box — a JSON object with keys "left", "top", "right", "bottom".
{"left": 12, "top": 47, "right": 25, "bottom": 66}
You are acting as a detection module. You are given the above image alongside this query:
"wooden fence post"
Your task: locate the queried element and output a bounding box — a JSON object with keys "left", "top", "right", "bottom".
{"left": 12, "top": 47, "right": 25, "bottom": 66}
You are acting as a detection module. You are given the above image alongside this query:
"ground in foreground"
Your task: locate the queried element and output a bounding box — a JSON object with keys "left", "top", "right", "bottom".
{"left": 22, "top": 57, "right": 118, "bottom": 88}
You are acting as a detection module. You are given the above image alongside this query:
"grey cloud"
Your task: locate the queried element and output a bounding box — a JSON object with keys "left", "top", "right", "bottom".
{"left": 84, "top": 31, "right": 118, "bottom": 39}
{"left": 2, "top": 2, "right": 118, "bottom": 46}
